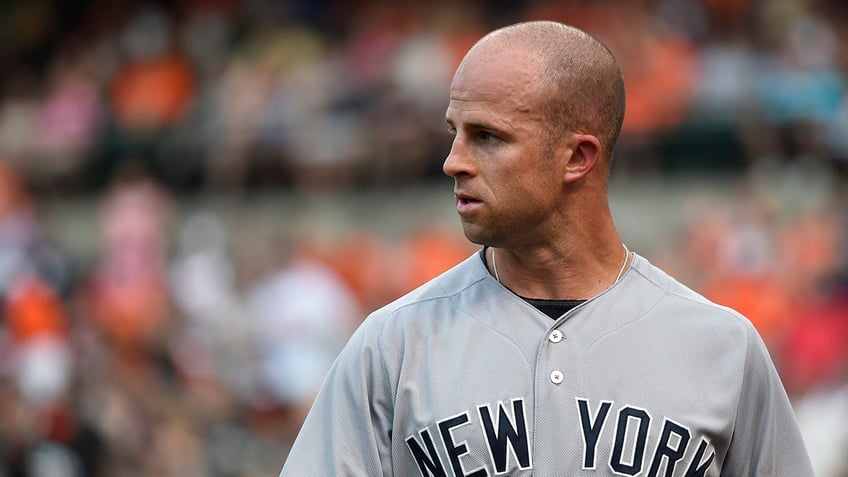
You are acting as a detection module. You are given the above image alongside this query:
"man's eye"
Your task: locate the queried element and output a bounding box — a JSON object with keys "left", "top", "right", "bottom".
{"left": 478, "top": 130, "right": 498, "bottom": 142}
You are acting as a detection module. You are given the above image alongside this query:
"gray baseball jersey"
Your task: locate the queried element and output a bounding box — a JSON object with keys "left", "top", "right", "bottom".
{"left": 279, "top": 250, "right": 813, "bottom": 476}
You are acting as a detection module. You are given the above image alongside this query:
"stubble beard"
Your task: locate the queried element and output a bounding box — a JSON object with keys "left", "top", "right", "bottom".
{"left": 460, "top": 215, "right": 516, "bottom": 249}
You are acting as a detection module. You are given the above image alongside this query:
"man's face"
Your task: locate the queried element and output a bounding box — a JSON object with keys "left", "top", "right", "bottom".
{"left": 444, "top": 44, "right": 570, "bottom": 249}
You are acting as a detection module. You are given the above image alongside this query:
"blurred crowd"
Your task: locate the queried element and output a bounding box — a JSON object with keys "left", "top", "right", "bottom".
{"left": 1, "top": 0, "right": 848, "bottom": 194}
{"left": 0, "top": 163, "right": 478, "bottom": 476}
{"left": 1, "top": 0, "right": 848, "bottom": 476}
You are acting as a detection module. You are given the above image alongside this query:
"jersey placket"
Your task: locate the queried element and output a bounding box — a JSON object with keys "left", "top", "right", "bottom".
{"left": 531, "top": 304, "right": 589, "bottom": 475}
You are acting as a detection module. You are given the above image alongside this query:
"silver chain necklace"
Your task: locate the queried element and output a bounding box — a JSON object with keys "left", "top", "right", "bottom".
{"left": 491, "top": 243, "right": 631, "bottom": 285}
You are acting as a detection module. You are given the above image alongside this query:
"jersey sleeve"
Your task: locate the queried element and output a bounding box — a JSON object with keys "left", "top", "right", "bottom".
{"left": 721, "top": 320, "right": 814, "bottom": 476}
{"left": 279, "top": 313, "right": 394, "bottom": 476}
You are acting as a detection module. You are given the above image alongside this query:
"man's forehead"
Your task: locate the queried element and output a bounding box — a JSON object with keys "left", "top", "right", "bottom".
{"left": 446, "top": 95, "right": 533, "bottom": 117}
{"left": 445, "top": 92, "right": 543, "bottom": 132}
{"left": 454, "top": 41, "right": 542, "bottom": 83}
{"left": 447, "top": 54, "right": 545, "bottom": 118}
{"left": 445, "top": 99, "right": 494, "bottom": 125}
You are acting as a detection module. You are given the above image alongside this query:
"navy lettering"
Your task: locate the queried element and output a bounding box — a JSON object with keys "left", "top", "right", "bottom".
{"left": 577, "top": 398, "right": 613, "bottom": 469}
{"left": 478, "top": 399, "right": 532, "bottom": 473}
{"left": 610, "top": 407, "right": 651, "bottom": 475}
{"left": 684, "top": 438, "right": 715, "bottom": 477}
{"left": 647, "top": 419, "right": 691, "bottom": 477}
{"left": 406, "top": 428, "right": 447, "bottom": 477}
{"left": 438, "top": 413, "right": 487, "bottom": 477}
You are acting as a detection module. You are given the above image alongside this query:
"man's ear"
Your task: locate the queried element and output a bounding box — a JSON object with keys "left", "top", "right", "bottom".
{"left": 562, "top": 134, "right": 602, "bottom": 183}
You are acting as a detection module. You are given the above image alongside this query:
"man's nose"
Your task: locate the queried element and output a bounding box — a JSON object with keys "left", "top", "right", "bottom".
{"left": 443, "top": 137, "right": 475, "bottom": 177}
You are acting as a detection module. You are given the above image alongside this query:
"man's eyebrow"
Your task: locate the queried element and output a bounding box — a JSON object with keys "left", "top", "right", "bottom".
{"left": 445, "top": 110, "right": 513, "bottom": 133}
{"left": 458, "top": 120, "right": 504, "bottom": 133}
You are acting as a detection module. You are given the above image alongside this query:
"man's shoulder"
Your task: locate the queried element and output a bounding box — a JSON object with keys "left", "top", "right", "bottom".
{"left": 372, "top": 250, "right": 490, "bottom": 319}
{"left": 347, "top": 250, "right": 495, "bottom": 351}
{"left": 628, "top": 254, "right": 755, "bottom": 335}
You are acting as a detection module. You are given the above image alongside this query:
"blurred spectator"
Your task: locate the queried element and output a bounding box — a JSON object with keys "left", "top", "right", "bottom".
{"left": 4, "top": 273, "right": 71, "bottom": 409}
{"left": 610, "top": 4, "right": 698, "bottom": 138}
{"left": 781, "top": 292, "right": 848, "bottom": 396}
{"left": 170, "top": 212, "right": 239, "bottom": 330}
{"left": 0, "top": 72, "right": 42, "bottom": 177}
{"left": 168, "top": 211, "right": 252, "bottom": 399}
{"left": 35, "top": 51, "right": 105, "bottom": 190}
{"left": 95, "top": 5, "right": 198, "bottom": 190}
{"left": 698, "top": 186, "right": 795, "bottom": 347}
{"left": 244, "top": 238, "right": 361, "bottom": 430}
{"left": 0, "top": 162, "right": 94, "bottom": 477}
{"left": 109, "top": 6, "right": 196, "bottom": 130}
{"left": 689, "top": 33, "right": 760, "bottom": 123}
{"left": 0, "top": 164, "right": 38, "bottom": 294}
{"left": 81, "top": 174, "right": 173, "bottom": 358}
{"left": 756, "top": 8, "right": 843, "bottom": 125}
{"left": 794, "top": 383, "right": 848, "bottom": 477}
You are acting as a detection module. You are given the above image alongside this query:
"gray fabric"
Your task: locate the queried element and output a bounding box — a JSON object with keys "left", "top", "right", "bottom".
{"left": 280, "top": 250, "right": 813, "bottom": 476}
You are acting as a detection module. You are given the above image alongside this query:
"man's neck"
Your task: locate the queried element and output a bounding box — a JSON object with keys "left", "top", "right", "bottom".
{"left": 487, "top": 237, "right": 629, "bottom": 300}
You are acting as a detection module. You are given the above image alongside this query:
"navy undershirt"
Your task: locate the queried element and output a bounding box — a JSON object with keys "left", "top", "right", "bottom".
{"left": 481, "top": 248, "right": 586, "bottom": 319}
{"left": 520, "top": 297, "right": 585, "bottom": 319}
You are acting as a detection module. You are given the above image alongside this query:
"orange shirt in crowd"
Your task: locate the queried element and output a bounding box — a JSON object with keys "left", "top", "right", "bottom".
{"left": 4, "top": 276, "right": 67, "bottom": 342}
{"left": 110, "top": 54, "right": 196, "bottom": 129}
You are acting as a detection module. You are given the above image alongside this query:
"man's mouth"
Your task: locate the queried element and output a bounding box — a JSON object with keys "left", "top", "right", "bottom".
{"left": 455, "top": 192, "right": 480, "bottom": 204}
{"left": 454, "top": 192, "right": 482, "bottom": 213}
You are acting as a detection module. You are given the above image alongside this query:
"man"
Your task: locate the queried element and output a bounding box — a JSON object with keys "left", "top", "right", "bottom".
{"left": 279, "top": 21, "right": 813, "bottom": 476}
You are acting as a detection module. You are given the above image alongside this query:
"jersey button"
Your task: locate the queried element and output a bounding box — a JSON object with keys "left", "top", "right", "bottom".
{"left": 550, "top": 370, "right": 564, "bottom": 384}
{"left": 549, "top": 330, "right": 564, "bottom": 343}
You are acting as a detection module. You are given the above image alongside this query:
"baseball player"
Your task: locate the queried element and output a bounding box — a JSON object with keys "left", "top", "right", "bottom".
{"left": 279, "top": 21, "right": 813, "bottom": 476}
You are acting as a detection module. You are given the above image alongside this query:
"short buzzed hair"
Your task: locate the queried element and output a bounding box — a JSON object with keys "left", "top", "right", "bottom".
{"left": 480, "top": 21, "right": 626, "bottom": 166}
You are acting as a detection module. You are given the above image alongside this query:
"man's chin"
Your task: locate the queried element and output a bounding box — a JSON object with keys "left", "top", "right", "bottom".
{"left": 460, "top": 224, "right": 495, "bottom": 248}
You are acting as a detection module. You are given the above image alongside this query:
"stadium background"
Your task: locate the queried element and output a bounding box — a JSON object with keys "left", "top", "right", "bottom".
{"left": 1, "top": 0, "right": 847, "bottom": 475}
